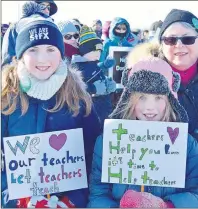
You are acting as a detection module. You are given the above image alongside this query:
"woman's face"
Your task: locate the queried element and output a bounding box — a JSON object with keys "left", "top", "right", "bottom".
{"left": 161, "top": 22, "right": 198, "bottom": 70}
{"left": 23, "top": 45, "right": 61, "bottom": 80}
{"left": 63, "top": 32, "right": 79, "bottom": 47}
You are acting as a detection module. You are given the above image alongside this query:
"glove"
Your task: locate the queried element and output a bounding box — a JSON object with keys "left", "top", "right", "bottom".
{"left": 17, "top": 195, "right": 75, "bottom": 208}
{"left": 120, "top": 190, "right": 174, "bottom": 208}
{"left": 93, "top": 80, "right": 107, "bottom": 95}
{"left": 106, "top": 77, "right": 116, "bottom": 94}
{"left": 97, "top": 56, "right": 116, "bottom": 73}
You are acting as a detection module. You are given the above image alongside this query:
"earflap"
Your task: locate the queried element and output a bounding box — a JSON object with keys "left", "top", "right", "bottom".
{"left": 168, "top": 92, "right": 189, "bottom": 123}
{"left": 121, "top": 68, "right": 130, "bottom": 87}
{"left": 172, "top": 71, "right": 181, "bottom": 92}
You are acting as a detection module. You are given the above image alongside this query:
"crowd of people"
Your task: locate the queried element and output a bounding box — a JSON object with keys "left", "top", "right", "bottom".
{"left": 1, "top": 0, "right": 198, "bottom": 208}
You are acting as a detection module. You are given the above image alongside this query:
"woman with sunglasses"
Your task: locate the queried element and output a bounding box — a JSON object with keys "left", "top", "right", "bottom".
{"left": 57, "top": 21, "right": 80, "bottom": 59}
{"left": 158, "top": 9, "right": 198, "bottom": 140}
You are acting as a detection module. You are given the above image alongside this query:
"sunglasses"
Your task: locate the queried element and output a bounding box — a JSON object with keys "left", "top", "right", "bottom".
{"left": 64, "top": 33, "right": 79, "bottom": 40}
{"left": 39, "top": 4, "right": 51, "bottom": 11}
{"left": 161, "top": 36, "right": 198, "bottom": 46}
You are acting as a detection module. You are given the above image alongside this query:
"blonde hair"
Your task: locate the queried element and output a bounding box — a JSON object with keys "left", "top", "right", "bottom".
{"left": 2, "top": 59, "right": 92, "bottom": 117}
{"left": 118, "top": 92, "right": 177, "bottom": 122}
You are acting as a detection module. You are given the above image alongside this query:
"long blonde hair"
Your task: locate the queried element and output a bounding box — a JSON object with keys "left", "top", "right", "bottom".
{"left": 118, "top": 92, "right": 177, "bottom": 122}
{"left": 2, "top": 59, "right": 92, "bottom": 116}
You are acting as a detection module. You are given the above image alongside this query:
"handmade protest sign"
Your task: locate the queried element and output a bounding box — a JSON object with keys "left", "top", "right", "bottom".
{"left": 102, "top": 119, "right": 188, "bottom": 188}
{"left": 108, "top": 46, "right": 132, "bottom": 89}
{"left": 3, "top": 128, "right": 87, "bottom": 200}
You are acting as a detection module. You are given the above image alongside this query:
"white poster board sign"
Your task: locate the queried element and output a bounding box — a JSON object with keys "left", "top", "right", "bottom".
{"left": 3, "top": 128, "right": 87, "bottom": 200}
{"left": 102, "top": 119, "right": 188, "bottom": 188}
{"left": 109, "top": 46, "right": 132, "bottom": 89}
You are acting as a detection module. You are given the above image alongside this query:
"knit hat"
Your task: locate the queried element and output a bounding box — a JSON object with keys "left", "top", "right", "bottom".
{"left": 159, "top": 9, "right": 198, "bottom": 41}
{"left": 79, "top": 25, "right": 103, "bottom": 56}
{"left": 70, "top": 19, "right": 82, "bottom": 32}
{"left": 15, "top": 13, "right": 64, "bottom": 59}
{"left": 111, "top": 57, "right": 188, "bottom": 123}
{"left": 34, "top": 0, "right": 58, "bottom": 16}
{"left": 57, "top": 21, "right": 78, "bottom": 36}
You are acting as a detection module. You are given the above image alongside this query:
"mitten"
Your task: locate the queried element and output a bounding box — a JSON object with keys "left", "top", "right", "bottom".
{"left": 120, "top": 190, "right": 170, "bottom": 208}
{"left": 93, "top": 80, "right": 107, "bottom": 95}
{"left": 18, "top": 195, "right": 75, "bottom": 208}
{"left": 106, "top": 77, "right": 116, "bottom": 93}
{"left": 97, "top": 56, "right": 116, "bottom": 73}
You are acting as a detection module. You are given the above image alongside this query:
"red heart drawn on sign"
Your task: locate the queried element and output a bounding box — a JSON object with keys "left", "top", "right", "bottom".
{"left": 49, "top": 133, "right": 67, "bottom": 151}
{"left": 167, "top": 127, "right": 179, "bottom": 145}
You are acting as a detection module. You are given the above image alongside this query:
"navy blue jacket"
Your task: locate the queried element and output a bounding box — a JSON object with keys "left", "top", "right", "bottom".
{"left": 178, "top": 65, "right": 198, "bottom": 140}
{"left": 1, "top": 96, "right": 102, "bottom": 207}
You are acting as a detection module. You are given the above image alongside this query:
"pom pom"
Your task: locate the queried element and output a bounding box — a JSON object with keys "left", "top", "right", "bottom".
{"left": 22, "top": 1, "right": 42, "bottom": 18}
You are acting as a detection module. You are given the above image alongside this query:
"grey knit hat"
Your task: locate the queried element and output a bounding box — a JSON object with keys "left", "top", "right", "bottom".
{"left": 111, "top": 57, "right": 189, "bottom": 123}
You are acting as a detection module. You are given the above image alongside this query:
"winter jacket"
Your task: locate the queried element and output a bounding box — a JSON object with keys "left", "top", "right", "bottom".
{"left": 176, "top": 64, "right": 198, "bottom": 140}
{"left": 1, "top": 23, "right": 17, "bottom": 67}
{"left": 100, "top": 17, "right": 132, "bottom": 62}
{"left": 1, "top": 96, "right": 102, "bottom": 208}
{"left": 88, "top": 134, "right": 198, "bottom": 208}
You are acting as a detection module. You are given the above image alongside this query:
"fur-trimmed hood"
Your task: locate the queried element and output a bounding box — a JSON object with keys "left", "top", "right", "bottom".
{"left": 122, "top": 41, "right": 161, "bottom": 87}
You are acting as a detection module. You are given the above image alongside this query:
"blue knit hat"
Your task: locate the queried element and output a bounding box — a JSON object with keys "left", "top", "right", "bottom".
{"left": 79, "top": 25, "right": 102, "bottom": 55}
{"left": 57, "top": 20, "right": 78, "bottom": 36}
{"left": 159, "top": 9, "right": 198, "bottom": 42}
{"left": 15, "top": 14, "right": 64, "bottom": 59}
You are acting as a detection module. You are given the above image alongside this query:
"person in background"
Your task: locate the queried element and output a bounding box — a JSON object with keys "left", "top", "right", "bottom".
{"left": 92, "top": 19, "right": 103, "bottom": 38}
{"left": 57, "top": 20, "right": 80, "bottom": 59}
{"left": 100, "top": 17, "right": 132, "bottom": 62}
{"left": 149, "top": 20, "right": 163, "bottom": 41}
{"left": 72, "top": 25, "right": 116, "bottom": 126}
{"left": 158, "top": 9, "right": 198, "bottom": 140}
{"left": 142, "top": 29, "right": 149, "bottom": 43}
{"left": 101, "top": 20, "right": 111, "bottom": 41}
{"left": 1, "top": 0, "right": 57, "bottom": 67}
{"left": 1, "top": 24, "right": 9, "bottom": 47}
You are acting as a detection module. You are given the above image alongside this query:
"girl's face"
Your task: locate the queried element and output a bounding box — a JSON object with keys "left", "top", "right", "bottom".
{"left": 63, "top": 32, "right": 79, "bottom": 47}
{"left": 23, "top": 45, "right": 61, "bottom": 80}
{"left": 162, "top": 22, "right": 198, "bottom": 70}
{"left": 134, "top": 94, "right": 167, "bottom": 121}
{"left": 115, "top": 24, "right": 127, "bottom": 33}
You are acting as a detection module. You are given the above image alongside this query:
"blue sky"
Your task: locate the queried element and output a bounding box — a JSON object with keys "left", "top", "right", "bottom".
{"left": 2, "top": 1, "right": 198, "bottom": 29}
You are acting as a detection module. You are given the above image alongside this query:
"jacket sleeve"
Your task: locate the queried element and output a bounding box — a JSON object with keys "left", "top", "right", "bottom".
{"left": 100, "top": 40, "right": 110, "bottom": 63}
{"left": 82, "top": 105, "right": 102, "bottom": 176}
{"left": 87, "top": 135, "right": 119, "bottom": 208}
{"left": 1, "top": 24, "right": 17, "bottom": 67}
{"left": 163, "top": 134, "right": 198, "bottom": 207}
